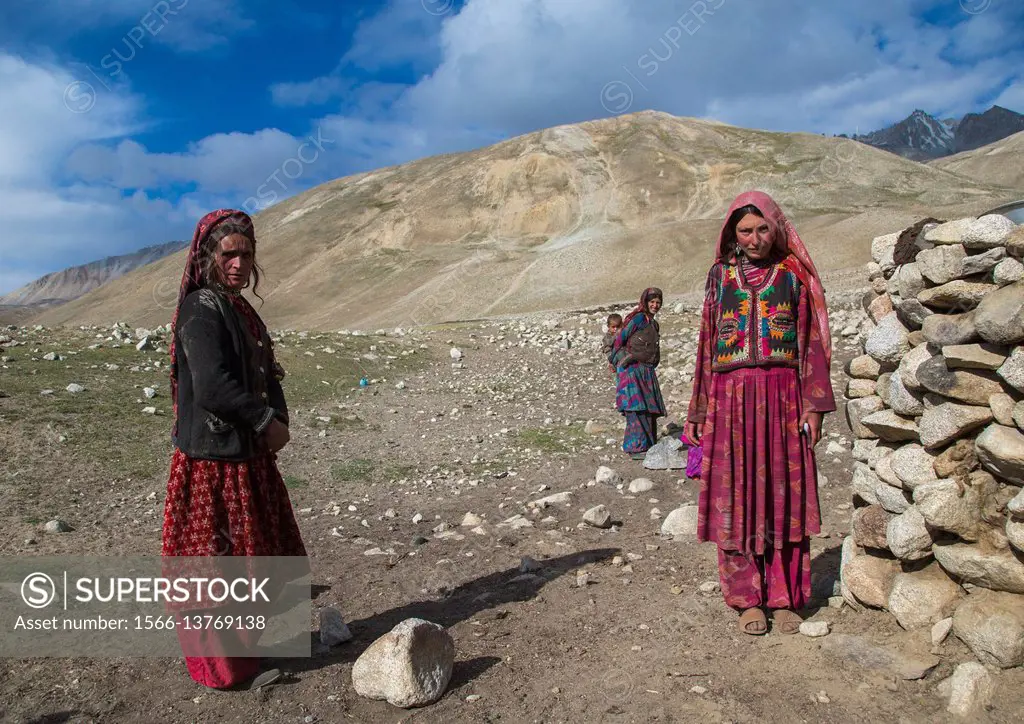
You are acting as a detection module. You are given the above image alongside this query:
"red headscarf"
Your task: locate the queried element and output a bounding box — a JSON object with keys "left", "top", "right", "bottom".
{"left": 716, "top": 191, "right": 832, "bottom": 367}
{"left": 622, "top": 287, "right": 663, "bottom": 327}
{"left": 168, "top": 209, "right": 256, "bottom": 429}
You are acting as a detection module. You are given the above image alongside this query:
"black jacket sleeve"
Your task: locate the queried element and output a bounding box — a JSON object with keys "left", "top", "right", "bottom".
{"left": 177, "top": 291, "right": 276, "bottom": 433}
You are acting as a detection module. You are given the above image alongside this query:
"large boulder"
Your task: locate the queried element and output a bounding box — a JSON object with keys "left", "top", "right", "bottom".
{"left": 913, "top": 479, "right": 981, "bottom": 541}
{"left": 865, "top": 314, "right": 910, "bottom": 366}
{"left": 852, "top": 505, "right": 892, "bottom": 550}
{"left": 924, "top": 218, "right": 973, "bottom": 245}
{"left": 841, "top": 554, "right": 899, "bottom": 609}
{"left": 889, "top": 444, "right": 938, "bottom": 488}
{"left": 919, "top": 400, "right": 994, "bottom": 450}
{"left": 897, "top": 262, "right": 927, "bottom": 300}
{"left": 894, "top": 297, "right": 933, "bottom": 330}
{"left": 915, "top": 356, "right": 1006, "bottom": 406}
{"left": 933, "top": 438, "right": 979, "bottom": 478}
{"left": 917, "top": 245, "right": 966, "bottom": 285}
{"left": 846, "top": 396, "right": 885, "bottom": 439}
{"left": 961, "top": 213, "right": 1017, "bottom": 249}
{"left": 942, "top": 343, "right": 1008, "bottom": 370}
{"left": 974, "top": 281, "right": 1024, "bottom": 346}
{"left": 997, "top": 346, "right": 1024, "bottom": 392}
{"left": 945, "top": 662, "right": 995, "bottom": 717}
{"left": 886, "top": 507, "right": 934, "bottom": 561}
{"left": 918, "top": 281, "right": 998, "bottom": 310}
{"left": 922, "top": 311, "right": 979, "bottom": 347}
{"left": 887, "top": 563, "right": 964, "bottom": 630}
{"left": 994, "top": 257, "right": 1024, "bottom": 286}
{"left": 933, "top": 541, "right": 1024, "bottom": 594}
{"left": 898, "top": 344, "right": 936, "bottom": 391}
{"left": 861, "top": 410, "right": 920, "bottom": 443}
{"left": 848, "top": 354, "right": 883, "bottom": 379}
{"left": 961, "top": 247, "right": 1007, "bottom": 276}
{"left": 887, "top": 370, "right": 925, "bottom": 416}
{"left": 351, "top": 618, "right": 455, "bottom": 708}
{"left": 951, "top": 590, "right": 1024, "bottom": 668}
{"left": 975, "top": 424, "right": 1024, "bottom": 485}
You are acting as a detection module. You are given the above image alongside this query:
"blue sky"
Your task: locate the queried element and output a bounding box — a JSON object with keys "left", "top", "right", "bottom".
{"left": 1, "top": 0, "right": 1022, "bottom": 295}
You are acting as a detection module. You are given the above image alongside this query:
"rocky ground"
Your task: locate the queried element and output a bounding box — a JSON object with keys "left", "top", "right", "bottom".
{"left": 1, "top": 293, "right": 1022, "bottom": 723}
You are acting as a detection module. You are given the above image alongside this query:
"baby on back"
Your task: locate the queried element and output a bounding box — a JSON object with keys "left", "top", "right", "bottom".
{"left": 601, "top": 313, "right": 634, "bottom": 371}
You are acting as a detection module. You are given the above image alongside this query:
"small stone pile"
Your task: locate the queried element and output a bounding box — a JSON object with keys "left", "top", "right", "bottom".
{"left": 841, "top": 214, "right": 1024, "bottom": 671}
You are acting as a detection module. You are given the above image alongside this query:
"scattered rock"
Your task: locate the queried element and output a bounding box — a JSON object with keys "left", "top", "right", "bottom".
{"left": 351, "top": 618, "right": 455, "bottom": 708}
{"left": 44, "top": 519, "right": 73, "bottom": 534}
{"left": 660, "top": 506, "right": 698, "bottom": 538}
{"left": 931, "top": 617, "right": 953, "bottom": 646}
{"left": 65, "top": 383, "right": 85, "bottom": 394}
{"left": 582, "top": 505, "right": 612, "bottom": 529}
{"left": 641, "top": 436, "right": 687, "bottom": 470}
{"left": 945, "top": 662, "right": 994, "bottom": 718}
{"left": 320, "top": 608, "right": 353, "bottom": 646}
{"left": 799, "top": 621, "right": 830, "bottom": 638}
{"left": 595, "top": 466, "right": 622, "bottom": 486}
{"left": 627, "top": 478, "right": 654, "bottom": 494}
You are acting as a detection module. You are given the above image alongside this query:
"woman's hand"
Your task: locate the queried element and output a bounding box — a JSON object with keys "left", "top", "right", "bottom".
{"left": 799, "top": 411, "right": 823, "bottom": 447}
{"left": 685, "top": 422, "right": 702, "bottom": 444}
{"left": 263, "top": 419, "right": 291, "bottom": 453}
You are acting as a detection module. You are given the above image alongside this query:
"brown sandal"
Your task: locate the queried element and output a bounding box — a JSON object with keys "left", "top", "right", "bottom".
{"left": 738, "top": 607, "right": 767, "bottom": 635}
{"left": 772, "top": 609, "right": 802, "bottom": 635}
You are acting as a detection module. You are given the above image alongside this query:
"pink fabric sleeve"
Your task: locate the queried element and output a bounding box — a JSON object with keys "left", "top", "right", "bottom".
{"left": 797, "top": 282, "right": 836, "bottom": 413}
{"left": 687, "top": 267, "right": 719, "bottom": 425}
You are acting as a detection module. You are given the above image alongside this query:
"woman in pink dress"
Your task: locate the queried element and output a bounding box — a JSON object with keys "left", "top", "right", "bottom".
{"left": 685, "top": 191, "right": 834, "bottom": 635}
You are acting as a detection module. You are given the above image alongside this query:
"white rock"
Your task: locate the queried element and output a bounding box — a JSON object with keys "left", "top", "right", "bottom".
{"left": 952, "top": 590, "right": 1024, "bottom": 668}
{"left": 660, "top": 506, "right": 698, "bottom": 538}
{"left": 799, "top": 621, "right": 830, "bottom": 638}
{"left": 946, "top": 662, "right": 993, "bottom": 717}
{"left": 529, "top": 492, "right": 573, "bottom": 508}
{"left": 962, "top": 213, "right": 1016, "bottom": 249}
{"left": 924, "top": 217, "right": 974, "bottom": 245}
{"left": 351, "top": 618, "right": 455, "bottom": 708}
{"left": 975, "top": 423, "right": 1024, "bottom": 484}
{"left": 582, "top": 504, "right": 612, "bottom": 529}
{"left": 595, "top": 466, "right": 622, "bottom": 486}
{"left": 997, "top": 346, "right": 1024, "bottom": 393}
{"left": 460, "top": 512, "right": 482, "bottom": 527}
{"left": 993, "top": 257, "right": 1024, "bottom": 286}
{"left": 66, "top": 383, "right": 85, "bottom": 394}
{"left": 449, "top": 348, "right": 463, "bottom": 360}
{"left": 886, "top": 507, "right": 933, "bottom": 561}
{"left": 143, "top": 387, "right": 157, "bottom": 399}
{"left": 628, "top": 478, "right": 655, "bottom": 493}
{"left": 44, "top": 519, "right": 73, "bottom": 533}
{"left": 931, "top": 617, "right": 953, "bottom": 646}
{"left": 865, "top": 313, "right": 910, "bottom": 366}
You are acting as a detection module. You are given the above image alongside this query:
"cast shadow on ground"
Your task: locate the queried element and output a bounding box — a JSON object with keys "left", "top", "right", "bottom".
{"left": 273, "top": 547, "right": 620, "bottom": 677}
{"left": 806, "top": 543, "right": 843, "bottom": 618}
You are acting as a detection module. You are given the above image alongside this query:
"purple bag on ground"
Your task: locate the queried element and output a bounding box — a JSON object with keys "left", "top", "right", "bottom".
{"left": 679, "top": 433, "right": 703, "bottom": 479}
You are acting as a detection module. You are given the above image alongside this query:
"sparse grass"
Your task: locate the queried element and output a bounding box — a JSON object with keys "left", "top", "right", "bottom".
{"left": 283, "top": 474, "right": 308, "bottom": 489}
{"left": 331, "top": 458, "right": 375, "bottom": 482}
{"left": 514, "top": 423, "right": 590, "bottom": 455}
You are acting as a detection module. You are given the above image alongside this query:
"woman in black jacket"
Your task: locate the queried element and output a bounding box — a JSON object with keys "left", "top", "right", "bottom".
{"left": 163, "top": 209, "right": 306, "bottom": 690}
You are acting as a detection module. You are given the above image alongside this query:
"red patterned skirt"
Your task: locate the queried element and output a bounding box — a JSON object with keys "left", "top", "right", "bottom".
{"left": 162, "top": 448, "right": 307, "bottom": 689}
{"left": 696, "top": 366, "right": 820, "bottom": 554}
{"left": 162, "top": 448, "right": 307, "bottom": 558}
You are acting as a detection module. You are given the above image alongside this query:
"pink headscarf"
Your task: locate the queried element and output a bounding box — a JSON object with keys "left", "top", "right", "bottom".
{"left": 716, "top": 191, "right": 832, "bottom": 367}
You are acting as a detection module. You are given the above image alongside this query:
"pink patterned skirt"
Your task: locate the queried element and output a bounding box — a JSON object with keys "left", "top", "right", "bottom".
{"left": 696, "top": 366, "right": 820, "bottom": 554}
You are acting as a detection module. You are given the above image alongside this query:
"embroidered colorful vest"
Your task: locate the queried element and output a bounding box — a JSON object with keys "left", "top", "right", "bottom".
{"left": 711, "top": 261, "right": 801, "bottom": 371}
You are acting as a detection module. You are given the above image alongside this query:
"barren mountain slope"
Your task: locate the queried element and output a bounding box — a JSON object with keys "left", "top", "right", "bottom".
{"left": 928, "top": 130, "right": 1024, "bottom": 192}
{"left": 34, "top": 110, "right": 1018, "bottom": 330}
